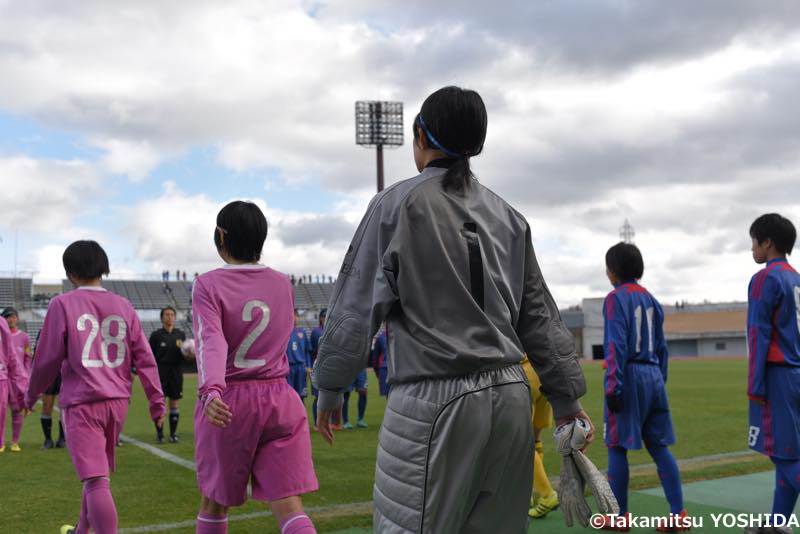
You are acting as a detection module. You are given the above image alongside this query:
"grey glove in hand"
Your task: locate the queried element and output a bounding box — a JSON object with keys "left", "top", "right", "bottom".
{"left": 572, "top": 449, "right": 619, "bottom": 515}
{"left": 555, "top": 420, "right": 577, "bottom": 456}
{"left": 558, "top": 454, "right": 592, "bottom": 528}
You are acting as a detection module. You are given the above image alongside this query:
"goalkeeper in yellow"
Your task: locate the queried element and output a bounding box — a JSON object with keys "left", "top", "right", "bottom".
{"left": 523, "top": 356, "right": 559, "bottom": 518}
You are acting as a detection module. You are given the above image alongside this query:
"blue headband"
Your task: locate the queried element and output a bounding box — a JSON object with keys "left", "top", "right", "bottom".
{"left": 417, "top": 116, "right": 463, "bottom": 159}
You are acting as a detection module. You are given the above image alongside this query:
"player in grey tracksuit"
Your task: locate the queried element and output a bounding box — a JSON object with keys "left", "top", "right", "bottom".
{"left": 313, "top": 86, "right": 591, "bottom": 534}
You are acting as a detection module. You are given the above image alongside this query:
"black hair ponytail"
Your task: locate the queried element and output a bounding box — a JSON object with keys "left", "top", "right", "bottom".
{"left": 214, "top": 201, "right": 268, "bottom": 262}
{"left": 415, "top": 86, "right": 487, "bottom": 191}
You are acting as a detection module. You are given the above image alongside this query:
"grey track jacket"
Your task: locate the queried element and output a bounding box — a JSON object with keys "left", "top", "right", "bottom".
{"left": 313, "top": 164, "right": 586, "bottom": 418}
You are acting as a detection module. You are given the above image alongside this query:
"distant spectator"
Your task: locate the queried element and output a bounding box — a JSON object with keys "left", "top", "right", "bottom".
{"left": 182, "top": 271, "right": 187, "bottom": 281}
{"left": 291, "top": 274, "right": 296, "bottom": 285}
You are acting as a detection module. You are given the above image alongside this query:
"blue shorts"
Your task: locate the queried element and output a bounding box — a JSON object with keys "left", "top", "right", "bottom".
{"left": 287, "top": 363, "right": 307, "bottom": 398}
{"left": 346, "top": 369, "right": 368, "bottom": 392}
{"left": 379, "top": 367, "right": 390, "bottom": 397}
{"left": 749, "top": 365, "right": 800, "bottom": 460}
{"left": 604, "top": 363, "right": 675, "bottom": 450}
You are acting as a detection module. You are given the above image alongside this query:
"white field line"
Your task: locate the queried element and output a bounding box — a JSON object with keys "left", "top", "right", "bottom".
{"left": 118, "top": 502, "right": 373, "bottom": 533}
{"left": 630, "top": 449, "right": 757, "bottom": 474}
{"left": 51, "top": 404, "right": 197, "bottom": 471}
{"left": 118, "top": 433, "right": 196, "bottom": 471}
{"left": 121, "top": 449, "right": 759, "bottom": 533}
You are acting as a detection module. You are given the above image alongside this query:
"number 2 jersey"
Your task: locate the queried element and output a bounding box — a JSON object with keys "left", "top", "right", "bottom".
{"left": 25, "top": 286, "right": 165, "bottom": 420}
{"left": 747, "top": 257, "right": 800, "bottom": 401}
{"left": 192, "top": 265, "right": 295, "bottom": 404}
{"left": 603, "top": 282, "right": 669, "bottom": 398}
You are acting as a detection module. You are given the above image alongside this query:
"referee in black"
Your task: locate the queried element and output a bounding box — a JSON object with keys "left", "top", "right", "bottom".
{"left": 149, "top": 306, "right": 187, "bottom": 443}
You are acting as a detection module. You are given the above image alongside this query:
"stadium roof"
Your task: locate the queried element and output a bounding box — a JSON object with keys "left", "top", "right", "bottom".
{"left": 664, "top": 310, "right": 746, "bottom": 339}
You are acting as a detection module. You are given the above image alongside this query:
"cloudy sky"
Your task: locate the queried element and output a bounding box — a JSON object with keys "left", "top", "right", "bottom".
{"left": 1, "top": 0, "right": 799, "bottom": 306}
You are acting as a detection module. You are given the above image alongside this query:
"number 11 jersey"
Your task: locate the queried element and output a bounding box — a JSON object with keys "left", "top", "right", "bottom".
{"left": 192, "top": 265, "right": 294, "bottom": 403}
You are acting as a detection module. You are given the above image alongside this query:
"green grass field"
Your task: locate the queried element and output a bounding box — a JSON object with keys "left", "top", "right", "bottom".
{"left": 0, "top": 358, "right": 770, "bottom": 533}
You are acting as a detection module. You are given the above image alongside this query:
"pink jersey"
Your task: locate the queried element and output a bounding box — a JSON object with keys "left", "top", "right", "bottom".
{"left": 192, "top": 265, "right": 294, "bottom": 401}
{"left": 9, "top": 329, "right": 31, "bottom": 381}
{"left": 25, "top": 287, "right": 165, "bottom": 421}
{"left": 0, "top": 319, "right": 25, "bottom": 405}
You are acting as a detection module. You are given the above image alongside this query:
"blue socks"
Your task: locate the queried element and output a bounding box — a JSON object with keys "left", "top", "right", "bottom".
{"left": 357, "top": 392, "right": 367, "bottom": 421}
{"left": 607, "top": 446, "right": 630, "bottom": 514}
{"left": 312, "top": 397, "right": 317, "bottom": 426}
{"left": 772, "top": 458, "right": 800, "bottom": 517}
{"left": 608, "top": 445, "right": 683, "bottom": 515}
{"left": 342, "top": 392, "right": 350, "bottom": 424}
{"left": 647, "top": 445, "right": 684, "bottom": 514}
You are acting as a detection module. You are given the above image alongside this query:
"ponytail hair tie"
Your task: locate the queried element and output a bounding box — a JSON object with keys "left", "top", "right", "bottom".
{"left": 418, "top": 116, "right": 463, "bottom": 159}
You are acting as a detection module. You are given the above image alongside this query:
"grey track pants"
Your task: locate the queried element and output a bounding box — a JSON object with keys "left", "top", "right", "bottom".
{"left": 373, "top": 365, "right": 533, "bottom": 534}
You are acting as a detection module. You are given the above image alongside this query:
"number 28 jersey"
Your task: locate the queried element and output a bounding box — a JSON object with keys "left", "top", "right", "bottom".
{"left": 25, "top": 287, "right": 165, "bottom": 420}
{"left": 192, "top": 265, "right": 294, "bottom": 402}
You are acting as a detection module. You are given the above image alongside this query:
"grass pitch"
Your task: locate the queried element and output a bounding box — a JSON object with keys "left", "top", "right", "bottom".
{"left": 0, "top": 358, "right": 766, "bottom": 533}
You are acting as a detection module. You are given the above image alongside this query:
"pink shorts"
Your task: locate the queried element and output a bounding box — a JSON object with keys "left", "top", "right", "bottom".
{"left": 194, "top": 379, "right": 319, "bottom": 507}
{"left": 61, "top": 398, "right": 129, "bottom": 480}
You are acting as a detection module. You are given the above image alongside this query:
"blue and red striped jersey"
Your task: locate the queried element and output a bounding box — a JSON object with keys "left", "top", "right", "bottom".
{"left": 747, "top": 257, "right": 800, "bottom": 401}
{"left": 603, "top": 282, "right": 668, "bottom": 398}
{"left": 310, "top": 325, "right": 324, "bottom": 367}
{"left": 372, "top": 331, "right": 388, "bottom": 369}
{"left": 287, "top": 326, "right": 312, "bottom": 367}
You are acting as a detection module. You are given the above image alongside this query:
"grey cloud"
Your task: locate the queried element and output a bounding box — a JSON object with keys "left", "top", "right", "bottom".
{"left": 477, "top": 58, "right": 800, "bottom": 215}
{"left": 274, "top": 215, "right": 356, "bottom": 246}
{"left": 323, "top": 0, "right": 800, "bottom": 74}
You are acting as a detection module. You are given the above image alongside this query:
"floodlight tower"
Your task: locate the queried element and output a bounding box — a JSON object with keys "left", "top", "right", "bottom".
{"left": 355, "top": 101, "right": 404, "bottom": 192}
{"left": 620, "top": 219, "right": 635, "bottom": 244}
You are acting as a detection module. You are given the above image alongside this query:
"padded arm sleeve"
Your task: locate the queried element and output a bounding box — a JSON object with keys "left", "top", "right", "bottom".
{"left": 515, "top": 224, "right": 586, "bottom": 419}
{"left": 314, "top": 194, "right": 400, "bottom": 411}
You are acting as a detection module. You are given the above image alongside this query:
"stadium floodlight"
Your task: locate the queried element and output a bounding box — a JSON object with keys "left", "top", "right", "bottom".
{"left": 355, "top": 101, "right": 403, "bottom": 192}
{"left": 619, "top": 219, "right": 635, "bottom": 244}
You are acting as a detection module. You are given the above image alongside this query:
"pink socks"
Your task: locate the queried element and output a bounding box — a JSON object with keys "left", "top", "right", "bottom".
{"left": 196, "top": 512, "right": 228, "bottom": 533}
{"left": 77, "top": 478, "right": 117, "bottom": 534}
{"left": 11, "top": 410, "right": 23, "bottom": 443}
{"left": 75, "top": 486, "right": 89, "bottom": 534}
{"left": 280, "top": 512, "right": 316, "bottom": 534}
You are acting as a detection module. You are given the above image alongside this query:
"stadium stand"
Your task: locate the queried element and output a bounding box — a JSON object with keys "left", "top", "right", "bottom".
{"left": 20, "top": 319, "right": 44, "bottom": 344}
{"left": 45, "top": 279, "right": 335, "bottom": 333}
{"left": 60, "top": 279, "right": 193, "bottom": 310}
{"left": 0, "top": 277, "right": 33, "bottom": 309}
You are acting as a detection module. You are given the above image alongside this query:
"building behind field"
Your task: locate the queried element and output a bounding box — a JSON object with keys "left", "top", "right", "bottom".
{"left": 581, "top": 298, "right": 747, "bottom": 359}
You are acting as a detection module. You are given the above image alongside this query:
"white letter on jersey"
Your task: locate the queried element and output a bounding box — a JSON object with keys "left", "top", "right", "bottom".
{"left": 78, "top": 314, "right": 127, "bottom": 368}
{"left": 100, "top": 315, "right": 127, "bottom": 368}
{"left": 78, "top": 314, "right": 102, "bottom": 368}
{"left": 794, "top": 286, "right": 800, "bottom": 333}
{"left": 635, "top": 306, "right": 655, "bottom": 353}
{"left": 234, "top": 300, "right": 270, "bottom": 369}
{"left": 748, "top": 426, "right": 760, "bottom": 447}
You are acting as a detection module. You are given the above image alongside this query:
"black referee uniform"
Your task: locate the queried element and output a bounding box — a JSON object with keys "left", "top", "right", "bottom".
{"left": 149, "top": 327, "right": 186, "bottom": 442}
